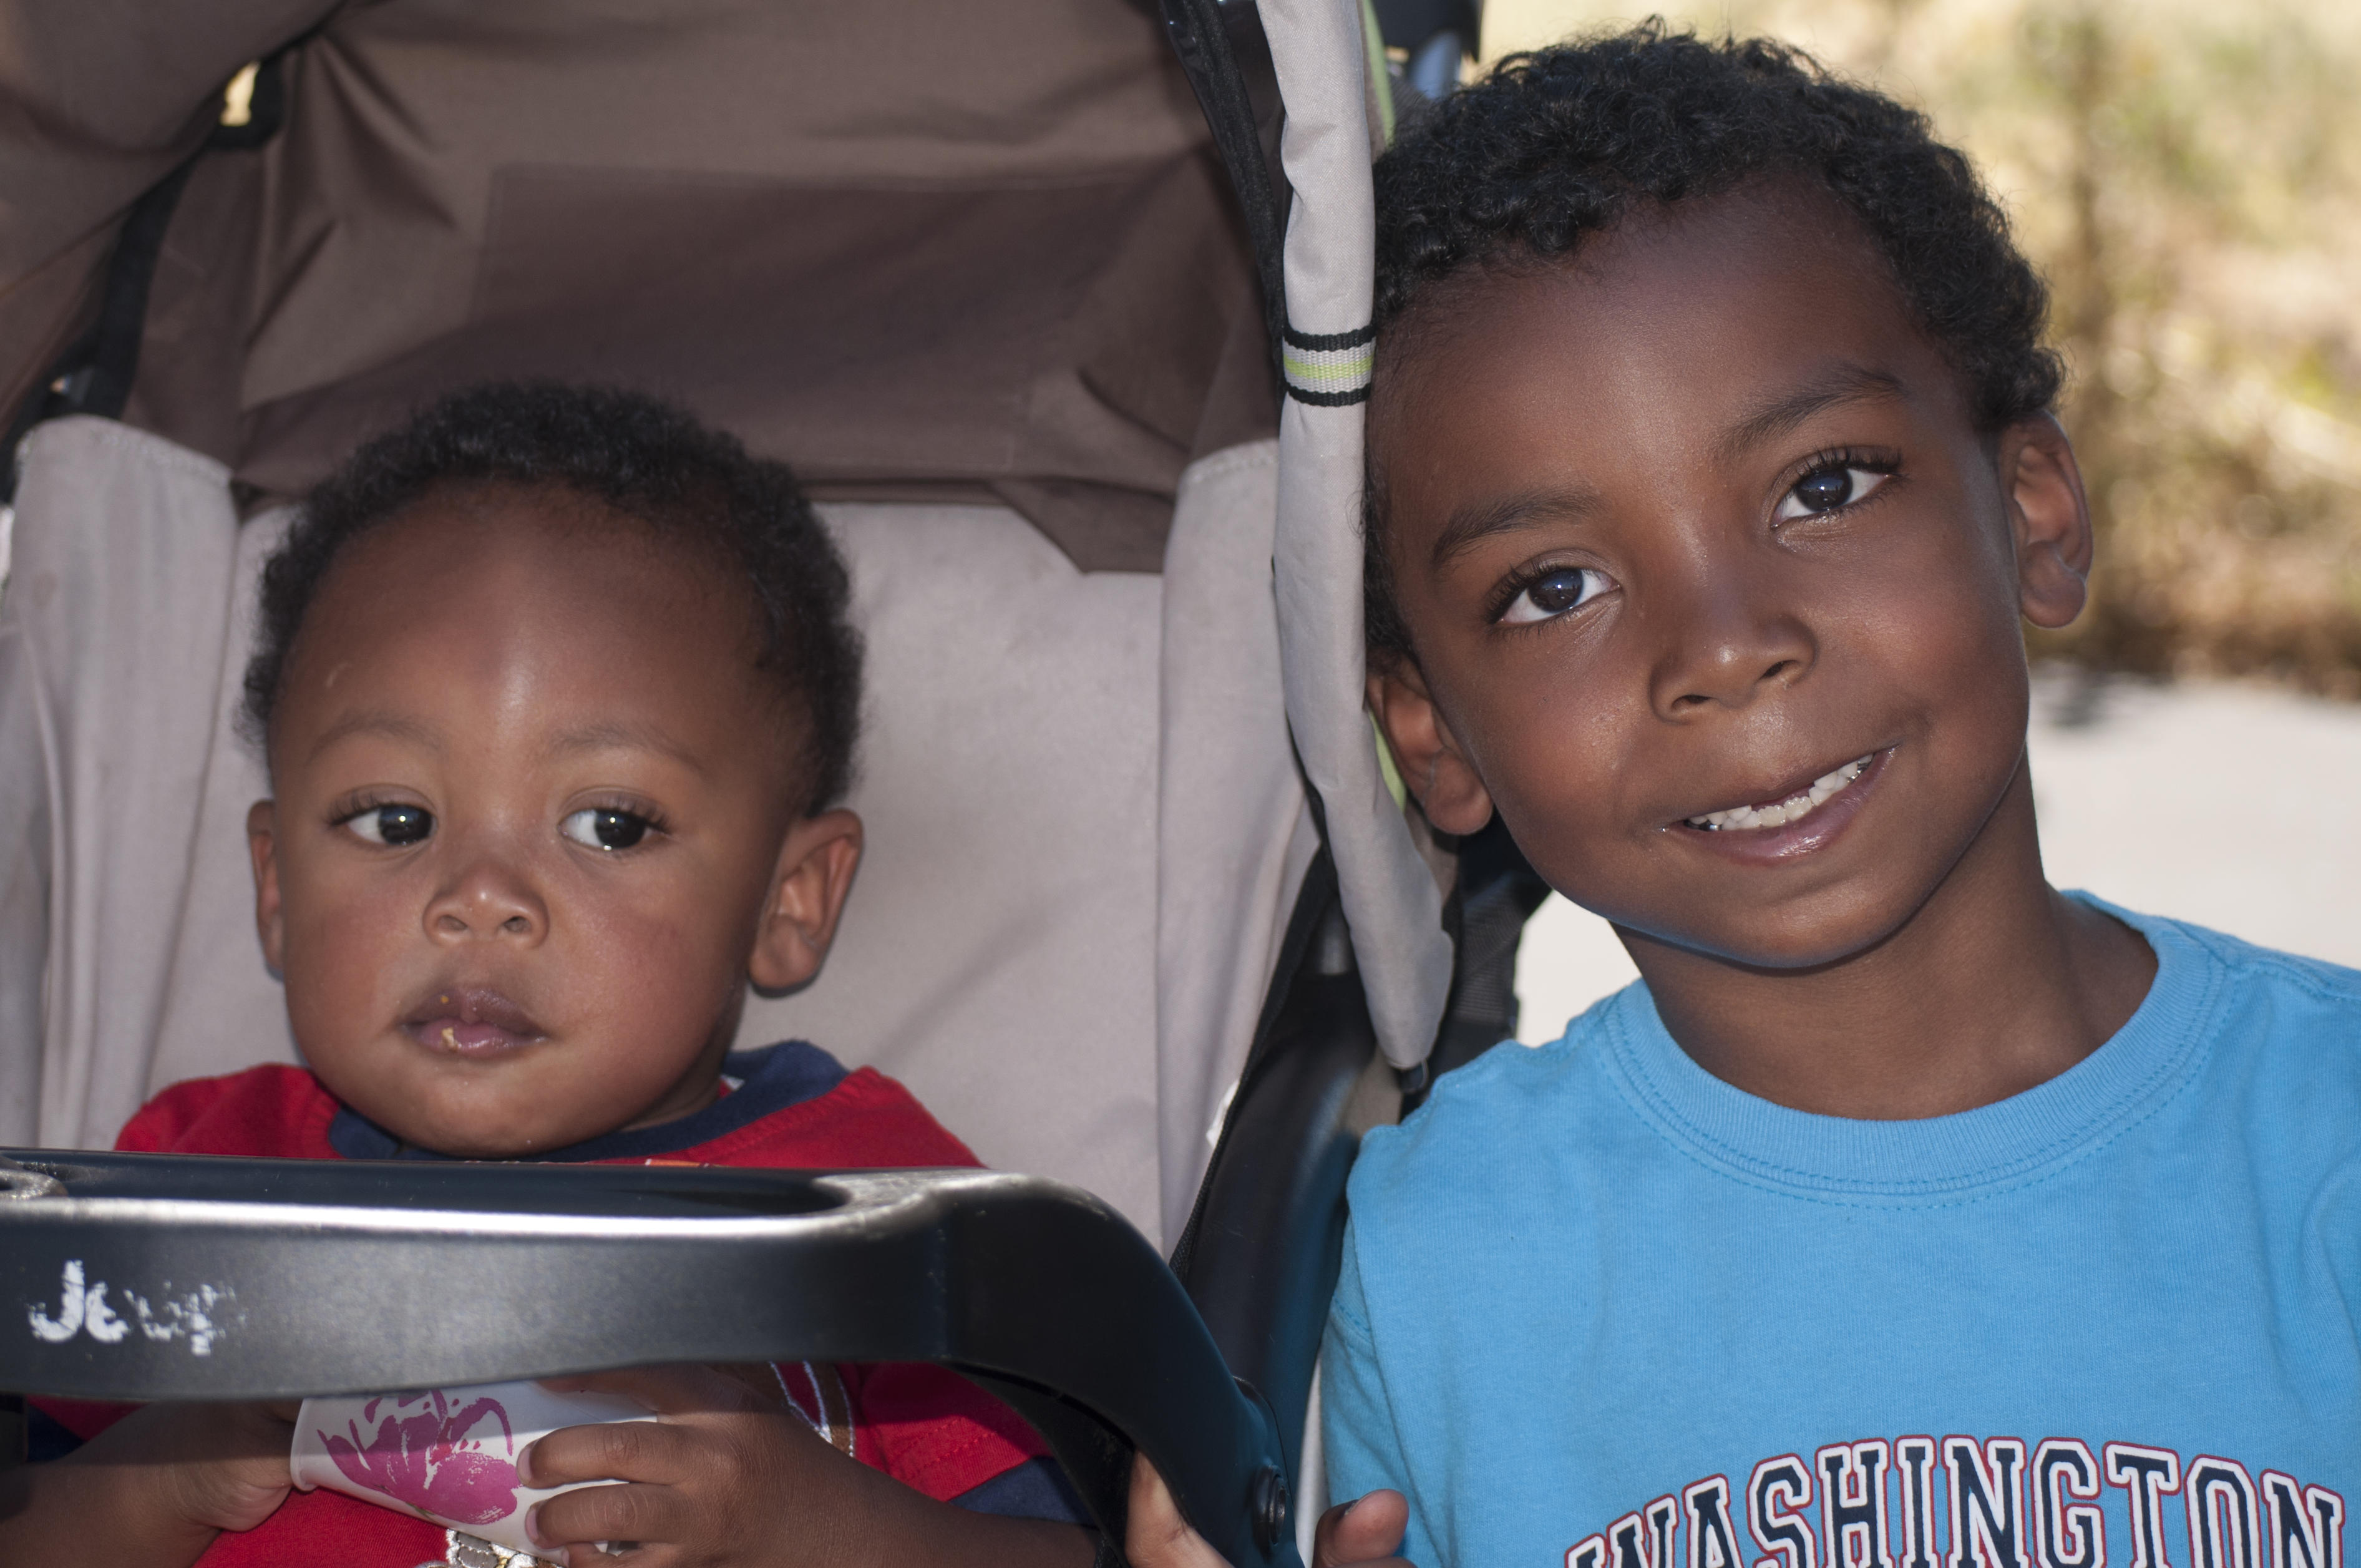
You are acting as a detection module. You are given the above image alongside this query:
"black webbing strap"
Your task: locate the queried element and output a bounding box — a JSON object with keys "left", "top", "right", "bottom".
{"left": 1, "top": 52, "right": 292, "bottom": 503}
{"left": 1159, "top": 0, "right": 1290, "bottom": 366}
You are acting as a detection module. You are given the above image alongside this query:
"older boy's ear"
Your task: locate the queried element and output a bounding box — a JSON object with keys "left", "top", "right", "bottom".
{"left": 747, "top": 810, "right": 864, "bottom": 995}
{"left": 1365, "top": 661, "right": 1495, "bottom": 837}
{"left": 246, "top": 799, "right": 286, "bottom": 975}
{"left": 2002, "top": 414, "right": 2094, "bottom": 631}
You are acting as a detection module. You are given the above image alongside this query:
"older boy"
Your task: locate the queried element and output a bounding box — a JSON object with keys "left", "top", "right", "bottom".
{"left": 1152, "top": 21, "right": 2361, "bottom": 1568}
{"left": 1310, "top": 26, "right": 2355, "bottom": 1568}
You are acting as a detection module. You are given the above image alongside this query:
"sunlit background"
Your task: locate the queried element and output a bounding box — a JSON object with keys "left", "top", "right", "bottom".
{"left": 1484, "top": 0, "right": 2361, "bottom": 1038}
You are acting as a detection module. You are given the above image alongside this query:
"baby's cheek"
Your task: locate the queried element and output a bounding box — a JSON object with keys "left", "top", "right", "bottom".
{"left": 572, "top": 892, "right": 739, "bottom": 1021}
{"left": 554, "top": 895, "right": 747, "bottom": 1096}
{"left": 281, "top": 891, "right": 411, "bottom": 1057}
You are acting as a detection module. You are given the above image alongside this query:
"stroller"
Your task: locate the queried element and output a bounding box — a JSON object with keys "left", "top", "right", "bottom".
{"left": 0, "top": 1, "right": 1540, "bottom": 1561}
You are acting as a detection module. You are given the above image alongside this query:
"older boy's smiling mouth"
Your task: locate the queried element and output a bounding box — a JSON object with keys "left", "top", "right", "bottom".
{"left": 402, "top": 984, "right": 547, "bottom": 1058}
{"left": 1681, "top": 751, "right": 1882, "bottom": 834}
{"left": 1672, "top": 746, "right": 1889, "bottom": 845}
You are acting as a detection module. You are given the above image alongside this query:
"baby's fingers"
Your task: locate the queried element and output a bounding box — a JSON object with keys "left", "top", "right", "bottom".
{"left": 523, "top": 1419, "right": 696, "bottom": 1489}
{"left": 1312, "top": 1489, "right": 1414, "bottom": 1568}
{"left": 526, "top": 1478, "right": 674, "bottom": 1560}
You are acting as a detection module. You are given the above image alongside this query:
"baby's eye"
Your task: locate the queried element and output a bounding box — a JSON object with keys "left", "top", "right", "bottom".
{"left": 560, "top": 807, "right": 655, "bottom": 852}
{"left": 1776, "top": 465, "right": 1890, "bottom": 521}
{"left": 1501, "top": 567, "right": 1612, "bottom": 625}
{"left": 343, "top": 804, "right": 434, "bottom": 847}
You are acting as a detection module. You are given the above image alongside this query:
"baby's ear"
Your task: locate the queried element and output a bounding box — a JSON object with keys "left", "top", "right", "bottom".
{"left": 747, "top": 809, "right": 864, "bottom": 995}
{"left": 247, "top": 799, "right": 286, "bottom": 975}
{"left": 2003, "top": 413, "right": 2094, "bottom": 630}
{"left": 1365, "top": 660, "right": 1495, "bottom": 837}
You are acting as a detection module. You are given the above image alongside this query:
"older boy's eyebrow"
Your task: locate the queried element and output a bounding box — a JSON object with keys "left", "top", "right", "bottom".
{"left": 1715, "top": 364, "right": 1909, "bottom": 463}
{"left": 1430, "top": 487, "right": 1606, "bottom": 568}
{"left": 545, "top": 722, "right": 711, "bottom": 777}
{"left": 306, "top": 709, "right": 443, "bottom": 761}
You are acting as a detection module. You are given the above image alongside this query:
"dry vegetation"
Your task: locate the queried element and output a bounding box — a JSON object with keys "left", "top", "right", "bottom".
{"left": 1479, "top": 0, "right": 2361, "bottom": 696}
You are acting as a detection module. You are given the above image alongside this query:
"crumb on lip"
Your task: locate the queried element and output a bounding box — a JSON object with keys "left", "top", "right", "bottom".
{"left": 441, "top": 1025, "right": 457, "bottom": 1049}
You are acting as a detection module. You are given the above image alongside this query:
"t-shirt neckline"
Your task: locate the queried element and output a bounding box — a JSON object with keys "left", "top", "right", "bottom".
{"left": 1595, "top": 895, "right": 2221, "bottom": 1199}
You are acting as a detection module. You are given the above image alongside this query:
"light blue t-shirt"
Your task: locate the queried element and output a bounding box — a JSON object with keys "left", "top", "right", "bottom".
{"left": 1324, "top": 902, "right": 2361, "bottom": 1568}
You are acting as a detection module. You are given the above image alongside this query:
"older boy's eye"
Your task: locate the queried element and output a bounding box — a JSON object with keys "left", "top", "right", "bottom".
{"left": 560, "top": 807, "right": 653, "bottom": 852}
{"left": 343, "top": 804, "right": 434, "bottom": 847}
{"left": 1776, "top": 465, "right": 1889, "bottom": 521}
{"left": 1501, "top": 567, "right": 1612, "bottom": 625}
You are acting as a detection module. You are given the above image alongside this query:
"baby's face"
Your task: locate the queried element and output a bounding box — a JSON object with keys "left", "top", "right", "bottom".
{"left": 251, "top": 484, "right": 842, "bottom": 1156}
{"left": 1368, "top": 182, "right": 2091, "bottom": 970}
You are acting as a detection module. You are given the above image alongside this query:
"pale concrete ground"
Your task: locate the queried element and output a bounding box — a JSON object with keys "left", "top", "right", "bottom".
{"left": 1511, "top": 673, "right": 2361, "bottom": 1043}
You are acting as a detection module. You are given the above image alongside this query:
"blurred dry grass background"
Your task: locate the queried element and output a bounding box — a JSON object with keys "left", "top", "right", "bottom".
{"left": 1479, "top": 0, "right": 2361, "bottom": 696}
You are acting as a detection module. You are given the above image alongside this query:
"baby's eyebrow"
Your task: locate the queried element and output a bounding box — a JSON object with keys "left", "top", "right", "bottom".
{"left": 1431, "top": 486, "right": 1605, "bottom": 568}
{"left": 1713, "top": 363, "right": 1909, "bottom": 464}
{"left": 306, "top": 709, "right": 442, "bottom": 761}
{"left": 544, "top": 722, "right": 711, "bottom": 778}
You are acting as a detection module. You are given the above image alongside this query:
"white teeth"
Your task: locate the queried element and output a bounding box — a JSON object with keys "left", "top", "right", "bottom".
{"left": 1685, "top": 756, "right": 1871, "bottom": 832}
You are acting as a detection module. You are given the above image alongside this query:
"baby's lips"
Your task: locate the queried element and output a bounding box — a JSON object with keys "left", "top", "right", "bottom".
{"left": 399, "top": 981, "right": 546, "bottom": 1039}
{"left": 416, "top": 1018, "right": 537, "bottom": 1056}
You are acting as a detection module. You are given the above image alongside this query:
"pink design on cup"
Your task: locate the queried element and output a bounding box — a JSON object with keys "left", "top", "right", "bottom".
{"left": 319, "top": 1388, "right": 522, "bottom": 1526}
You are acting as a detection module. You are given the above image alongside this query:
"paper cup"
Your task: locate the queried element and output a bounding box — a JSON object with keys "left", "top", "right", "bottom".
{"left": 291, "top": 1380, "right": 657, "bottom": 1557}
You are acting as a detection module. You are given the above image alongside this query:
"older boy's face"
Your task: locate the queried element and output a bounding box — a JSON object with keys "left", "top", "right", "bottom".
{"left": 250, "top": 486, "right": 854, "bottom": 1156}
{"left": 1368, "top": 183, "right": 2090, "bottom": 970}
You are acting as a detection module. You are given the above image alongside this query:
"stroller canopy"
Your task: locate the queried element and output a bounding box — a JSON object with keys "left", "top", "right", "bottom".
{"left": 2, "top": 0, "right": 1273, "bottom": 567}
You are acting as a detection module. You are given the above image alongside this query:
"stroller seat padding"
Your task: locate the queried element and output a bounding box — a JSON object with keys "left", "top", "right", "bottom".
{"left": 0, "top": 420, "right": 292, "bottom": 1153}
{"left": 740, "top": 502, "right": 1162, "bottom": 1227}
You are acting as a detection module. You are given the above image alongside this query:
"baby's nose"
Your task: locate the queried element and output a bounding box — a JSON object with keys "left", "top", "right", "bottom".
{"left": 425, "top": 857, "right": 549, "bottom": 943}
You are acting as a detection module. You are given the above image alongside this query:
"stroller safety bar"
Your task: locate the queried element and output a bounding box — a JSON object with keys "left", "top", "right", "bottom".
{"left": 0, "top": 1151, "right": 1302, "bottom": 1567}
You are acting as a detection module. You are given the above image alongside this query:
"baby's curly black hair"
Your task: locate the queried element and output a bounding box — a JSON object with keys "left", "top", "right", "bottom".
{"left": 243, "top": 382, "right": 862, "bottom": 813}
{"left": 1365, "top": 22, "right": 2064, "bottom": 663}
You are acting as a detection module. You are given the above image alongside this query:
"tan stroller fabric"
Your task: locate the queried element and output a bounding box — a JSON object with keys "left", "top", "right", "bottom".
{"left": 733, "top": 446, "right": 1308, "bottom": 1242}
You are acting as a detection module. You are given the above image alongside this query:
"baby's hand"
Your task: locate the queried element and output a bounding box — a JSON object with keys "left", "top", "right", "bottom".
{"left": 0, "top": 1397, "right": 303, "bottom": 1566}
{"left": 519, "top": 1363, "right": 857, "bottom": 1567}
{"left": 127, "top": 1398, "right": 306, "bottom": 1534}
{"left": 1126, "top": 1453, "right": 1416, "bottom": 1568}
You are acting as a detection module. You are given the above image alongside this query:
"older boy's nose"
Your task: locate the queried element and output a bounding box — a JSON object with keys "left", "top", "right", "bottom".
{"left": 424, "top": 859, "right": 548, "bottom": 945}
{"left": 1650, "top": 578, "right": 1816, "bottom": 718}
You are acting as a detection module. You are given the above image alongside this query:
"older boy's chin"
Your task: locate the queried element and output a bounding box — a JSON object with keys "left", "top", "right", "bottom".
{"left": 1614, "top": 882, "right": 1932, "bottom": 975}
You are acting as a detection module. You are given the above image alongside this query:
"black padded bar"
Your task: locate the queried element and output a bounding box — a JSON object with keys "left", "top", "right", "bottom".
{"left": 0, "top": 1153, "right": 1302, "bottom": 1568}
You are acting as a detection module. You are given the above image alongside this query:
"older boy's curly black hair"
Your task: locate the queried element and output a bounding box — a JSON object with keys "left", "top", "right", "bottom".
{"left": 243, "top": 382, "right": 863, "bottom": 813}
{"left": 1366, "top": 23, "right": 2063, "bottom": 661}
